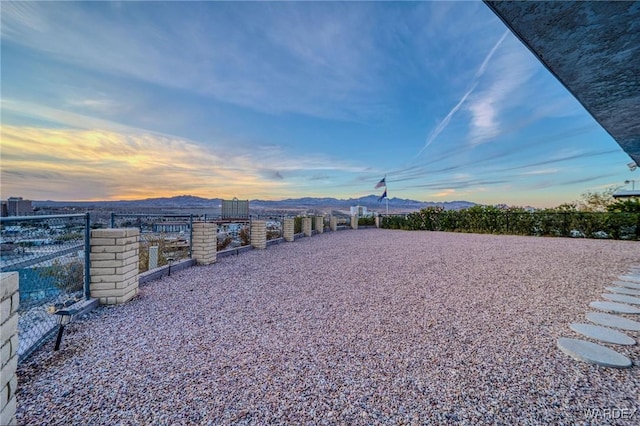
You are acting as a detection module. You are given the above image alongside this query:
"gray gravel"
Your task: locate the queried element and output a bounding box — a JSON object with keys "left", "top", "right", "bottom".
{"left": 16, "top": 229, "right": 640, "bottom": 425}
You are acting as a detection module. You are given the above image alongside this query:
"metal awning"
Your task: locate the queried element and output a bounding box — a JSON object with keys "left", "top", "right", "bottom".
{"left": 484, "top": 1, "right": 640, "bottom": 167}
{"left": 613, "top": 190, "right": 640, "bottom": 199}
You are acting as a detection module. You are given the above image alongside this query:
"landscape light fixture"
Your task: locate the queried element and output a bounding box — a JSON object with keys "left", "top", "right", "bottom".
{"left": 625, "top": 180, "right": 636, "bottom": 190}
{"left": 167, "top": 257, "right": 174, "bottom": 276}
{"left": 54, "top": 308, "right": 75, "bottom": 350}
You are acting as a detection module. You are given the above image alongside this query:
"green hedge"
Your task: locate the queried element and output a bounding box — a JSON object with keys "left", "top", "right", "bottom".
{"left": 358, "top": 217, "right": 375, "bottom": 226}
{"left": 380, "top": 206, "right": 640, "bottom": 240}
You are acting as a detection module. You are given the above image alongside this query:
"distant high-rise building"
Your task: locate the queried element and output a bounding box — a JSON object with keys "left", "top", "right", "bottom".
{"left": 3, "top": 197, "right": 33, "bottom": 216}
{"left": 350, "top": 205, "right": 368, "bottom": 217}
{"left": 222, "top": 198, "right": 249, "bottom": 219}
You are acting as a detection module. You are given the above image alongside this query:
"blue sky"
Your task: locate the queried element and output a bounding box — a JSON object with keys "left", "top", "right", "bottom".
{"left": 1, "top": 1, "right": 636, "bottom": 207}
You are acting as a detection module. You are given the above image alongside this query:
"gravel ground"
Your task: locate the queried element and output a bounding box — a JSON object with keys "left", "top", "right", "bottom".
{"left": 16, "top": 229, "right": 640, "bottom": 425}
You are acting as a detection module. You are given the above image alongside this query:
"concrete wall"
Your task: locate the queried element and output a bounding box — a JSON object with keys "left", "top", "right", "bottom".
{"left": 1, "top": 272, "right": 18, "bottom": 426}
{"left": 283, "top": 218, "right": 295, "bottom": 242}
{"left": 251, "top": 220, "right": 267, "bottom": 249}
{"left": 90, "top": 229, "right": 140, "bottom": 305}
{"left": 192, "top": 222, "right": 217, "bottom": 265}
{"left": 303, "top": 217, "right": 312, "bottom": 237}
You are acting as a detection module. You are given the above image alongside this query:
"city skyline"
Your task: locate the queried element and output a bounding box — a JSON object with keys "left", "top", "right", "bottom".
{"left": 1, "top": 1, "right": 636, "bottom": 208}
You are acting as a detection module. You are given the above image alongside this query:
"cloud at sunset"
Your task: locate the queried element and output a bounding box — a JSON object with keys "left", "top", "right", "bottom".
{"left": 1, "top": 1, "right": 635, "bottom": 207}
{"left": 0, "top": 125, "right": 364, "bottom": 201}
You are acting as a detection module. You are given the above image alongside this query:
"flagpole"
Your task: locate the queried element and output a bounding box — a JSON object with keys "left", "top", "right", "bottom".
{"left": 386, "top": 184, "right": 389, "bottom": 215}
{"left": 375, "top": 175, "right": 389, "bottom": 216}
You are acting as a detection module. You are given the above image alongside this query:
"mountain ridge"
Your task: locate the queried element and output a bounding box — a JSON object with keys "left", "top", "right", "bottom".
{"left": 33, "top": 194, "right": 476, "bottom": 212}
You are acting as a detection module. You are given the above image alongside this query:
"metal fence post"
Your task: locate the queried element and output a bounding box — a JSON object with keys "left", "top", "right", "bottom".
{"left": 189, "top": 214, "right": 193, "bottom": 258}
{"left": 110, "top": 212, "right": 115, "bottom": 228}
{"left": 84, "top": 212, "right": 91, "bottom": 300}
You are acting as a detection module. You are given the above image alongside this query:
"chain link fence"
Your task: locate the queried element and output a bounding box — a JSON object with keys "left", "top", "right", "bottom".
{"left": 1, "top": 213, "right": 90, "bottom": 361}
{"left": 110, "top": 213, "right": 196, "bottom": 273}
{"left": 254, "top": 215, "right": 284, "bottom": 240}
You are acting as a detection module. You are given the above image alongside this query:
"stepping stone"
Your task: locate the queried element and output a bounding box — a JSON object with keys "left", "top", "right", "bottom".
{"left": 602, "top": 293, "right": 640, "bottom": 305}
{"left": 605, "top": 286, "right": 640, "bottom": 296}
{"left": 613, "top": 280, "right": 640, "bottom": 290}
{"left": 619, "top": 275, "right": 640, "bottom": 283}
{"left": 586, "top": 312, "right": 640, "bottom": 331}
{"left": 590, "top": 301, "right": 640, "bottom": 314}
{"left": 557, "top": 338, "right": 632, "bottom": 368}
{"left": 570, "top": 323, "right": 636, "bottom": 345}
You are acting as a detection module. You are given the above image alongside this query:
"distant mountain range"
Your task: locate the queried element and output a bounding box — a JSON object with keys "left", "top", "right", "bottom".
{"left": 251, "top": 195, "right": 475, "bottom": 211}
{"left": 34, "top": 195, "right": 476, "bottom": 213}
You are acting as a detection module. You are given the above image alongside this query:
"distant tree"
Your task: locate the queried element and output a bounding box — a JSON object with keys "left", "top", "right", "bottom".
{"left": 576, "top": 187, "right": 617, "bottom": 212}
{"left": 555, "top": 202, "right": 578, "bottom": 211}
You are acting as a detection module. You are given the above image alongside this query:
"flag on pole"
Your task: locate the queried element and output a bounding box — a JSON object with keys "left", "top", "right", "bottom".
{"left": 375, "top": 176, "right": 386, "bottom": 189}
{"left": 378, "top": 189, "right": 387, "bottom": 202}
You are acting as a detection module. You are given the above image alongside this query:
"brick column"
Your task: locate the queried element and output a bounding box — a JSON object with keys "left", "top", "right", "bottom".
{"left": 330, "top": 216, "right": 338, "bottom": 232}
{"left": 251, "top": 220, "right": 267, "bottom": 249}
{"left": 1, "top": 272, "right": 18, "bottom": 426}
{"left": 303, "top": 217, "right": 312, "bottom": 237}
{"left": 351, "top": 215, "right": 358, "bottom": 230}
{"left": 315, "top": 216, "right": 324, "bottom": 234}
{"left": 283, "top": 218, "right": 294, "bottom": 242}
{"left": 90, "top": 229, "right": 139, "bottom": 305}
{"left": 192, "top": 222, "right": 217, "bottom": 265}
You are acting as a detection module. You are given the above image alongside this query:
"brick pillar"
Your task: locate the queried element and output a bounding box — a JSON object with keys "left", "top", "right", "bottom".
{"left": 303, "top": 217, "right": 312, "bottom": 237}
{"left": 251, "top": 220, "right": 267, "bottom": 249}
{"left": 90, "top": 229, "right": 139, "bottom": 305}
{"left": 192, "top": 222, "right": 217, "bottom": 265}
{"left": 315, "top": 216, "right": 324, "bottom": 234}
{"left": 351, "top": 215, "right": 358, "bottom": 230}
{"left": 330, "top": 216, "right": 338, "bottom": 232}
{"left": 283, "top": 218, "right": 294, "bottom": 242}
{"left": 1, "top": 272, "right": 18, "bottom": 426}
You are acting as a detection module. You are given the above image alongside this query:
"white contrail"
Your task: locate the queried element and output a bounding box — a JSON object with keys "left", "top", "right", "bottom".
{"left": 414, "top": 30, "right": 509, "bottom": 159}
{"left": 475, "top": 30, "right": 509, "bottom": 79}
{"left": 415, "top": 82, "right": 477, "bottom": 158}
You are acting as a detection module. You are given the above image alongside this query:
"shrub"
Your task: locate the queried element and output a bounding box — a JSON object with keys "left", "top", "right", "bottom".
{"left": 380, "top": 207, "right": 638, "bottom": 240}
{"left": 358, "top": 217, "right": 375, "bottom": 226}
{"left": 217, "top": 236, "right": 233, "bottom": 251}
{"left": 239, "top": 226, "right": 251, "bottom": 246}
{"left": 40, "top": 258, "right": 84, "bottom": 293}
{"left": 139, "top": 235, "right": 169, "bottom": 272}
{"left": 138, "top": 234, "right": 189, "bottom": 272}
